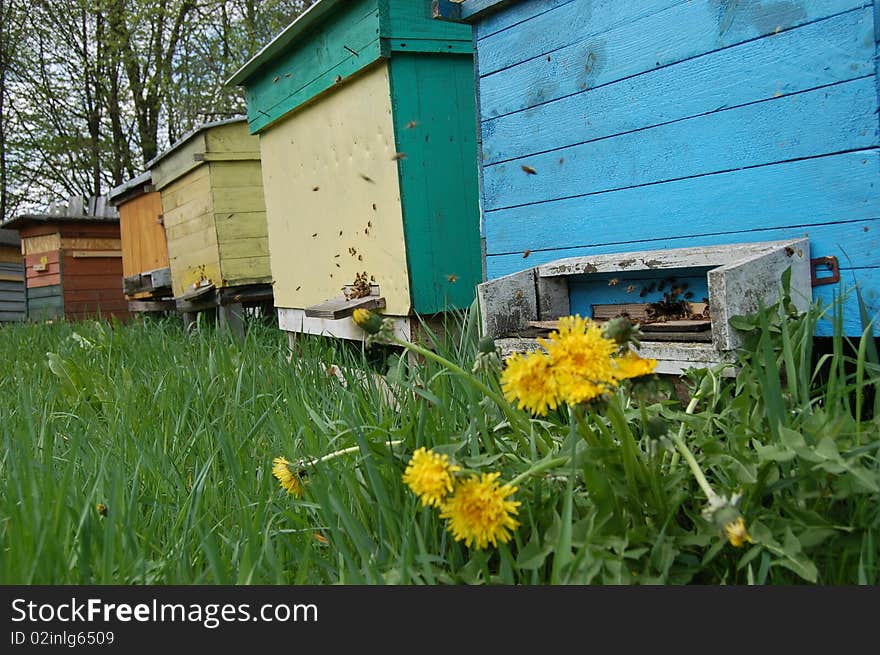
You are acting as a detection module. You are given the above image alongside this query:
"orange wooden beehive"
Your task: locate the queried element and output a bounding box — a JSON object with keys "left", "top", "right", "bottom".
{"left": 109, "top": 172, "right": 174, "bottom": 313}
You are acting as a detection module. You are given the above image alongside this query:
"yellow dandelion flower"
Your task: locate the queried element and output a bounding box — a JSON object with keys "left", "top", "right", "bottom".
{"left": 500, "top": 351, "right": 559, "bottom": 416}
{"left": 272, "top": 456, "right": 303, "bottom": 497}
{"left": 611, "top": 351, "right": 657, "bottom": 381}
{"left": 440, "top": 472, "right": 520, "bottom": 550}
{"left": 723, "top": 517, "right": 754, "bottom": 548}
{"left": 555, "top": 376, "right": 610, "bottom": 405}
{"left": 402, "top": 447, "right": 460, "bottom": 507}
{"left": 541, "top": 315, "right": 618, "bottom": 404}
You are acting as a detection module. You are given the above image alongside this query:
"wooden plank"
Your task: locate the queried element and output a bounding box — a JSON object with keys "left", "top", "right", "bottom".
{"left": 21, "top": 233, "right": 61, "bottom": 255}
{"left": 0, "top": 273, "right": 24, "bottom": 283}
{"left": 244, "top": 0, "right": 382, "bottom": 133}
{"left": 219, "top": 256, "right": 272, "bottom": 286}
{"left": 0, "top": 311, "right": 26, "bottom": 322}
{"left": 217, "top": 237, "right": 269, "bottom": 260}
{"left": 477, "top": 267, "right": 537, "bottom": 338}
{"left": 62, "top": 275, "right": 126, "bottom": 292}
{"left": 129, "top": 299, "right": 176, "bottom": 312}
{"left": 70, "top": 250, "right": 123, "bottom": 258}
{"left": 61, "top": 255, "right": 123, "bottom": 276}
{"left": 218, "top": 284, "right": 274, "bottom": 305}
{"left": 179, "top": 282, "right": 216, "bottom": 301}
{"left": 537, "top": 240, "right": 803, "bottom": 277}
{"left": 151, "top": 132, "right": 208, "bottom": 190}
{"left": 175, "top": 291, "right": 220, "bottom": 313}
{"left": 208, "top": 161, "right": 265, "bottom": 188}
{"left": 478, "top": 0, "right": 864, "bottom": 117}
{"left": 214, "top": 211, "right": 269, "bottom": 241}
{"left": 304, "top": 294, "right": 386, "bottom": 319}
{"left": 123, "top": 266, "right": 172, "bottom": 296}
{"left": 389, "top": 52, "right": 482, "bottom": 314}
{"left": 481, "top": 8, "right": 876, "bottom": 164}
{"left": 61, "top": 237, "right": 122, "bottom": 251}
{"left": 204, "top": 120, "right": 261, "bottom": 156}
{"left": 26, "top": 273, "right": 61, "bottom": 288}
{"left": 278, "top": 306, "right": 413, "bottom": 341}
{"left": 473, "top": 0, "right": 572, "bottom": 41}
{"left": 387, "top": 0, "right": 473, "bottom": 41}
{"left": 386, "top": 39, "right": 474, "bottom": 54}
{"left": 0, "top": 247, "right": 21, "bottom": 263}
{"left": 641, "top": 320, "right": 711, "bottom": 333}
{"left": 157, "top": 166, "right": 211, "bottom": 212}
{"left": 211, "top": 185, "right": 267, "bottom": 214}
{"left": 484, "top": 152, "right": 880, "bottom": 257}
{"left": 486, "top": 218, "right": 880, "bottom": 281}
{"left": 56, "top": 223, "right": 119, "bottom": 239}
{"left": 482, "top": 77, "right": 878, "bottom": 211}
{"left": 0, "top": 300, "right": 26, "bottom": 312}
{"left": 27, "top": 284, "right": 62, "bottom": 300}
{"left": 478, "top": 0, "right": 679, "bottom": 75}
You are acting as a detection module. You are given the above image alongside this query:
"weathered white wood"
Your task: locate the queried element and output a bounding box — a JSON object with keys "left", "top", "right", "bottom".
{"left": 278, "top": 307, "right": 412, "bottom": 342}
{"left": 477, "top": 267, "right": 536, "bottom": 338}
{"left": 537, "top": 240, "right": 805, "bottom": 277}
{"left": 709, "top": 238, "right": 810, "bottom": 350}
{"left": 304, "top": 295, "right": 386, "bottom": 320}
{"left": 495, "top": 337, "right": 738, "bottom": 376}
{"left": 536, "top": 275, "right": 569, "bottom": 320}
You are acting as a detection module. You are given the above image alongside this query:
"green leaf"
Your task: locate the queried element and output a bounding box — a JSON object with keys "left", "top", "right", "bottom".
{"left": 516, "top": 538, "right": 551, "bottom": 571}
{"left": 754, "top": 443, "right": 796, "bottom": 463}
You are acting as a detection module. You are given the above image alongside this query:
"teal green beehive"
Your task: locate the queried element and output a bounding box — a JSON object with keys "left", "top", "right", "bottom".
{"left": 228, "top": 0, "right": 481, "bottom": 341}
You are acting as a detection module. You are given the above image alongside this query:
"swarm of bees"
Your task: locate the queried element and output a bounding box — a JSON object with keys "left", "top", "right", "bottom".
{"left": 345, "top": 271, "right": 373, "bottom": 300}
{"left": 644, "top": 277, "right": 707, "bottom": 322}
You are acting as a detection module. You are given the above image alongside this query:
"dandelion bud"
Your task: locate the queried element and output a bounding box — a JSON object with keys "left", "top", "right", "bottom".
{"left": 602, "top": 316, "right": 643, "bottom": 348}
{"left": 477, "top": 336, "right": 497, "bottom": 355}
{"left": 352, "top": 308, "right": 384, "bottom": 335}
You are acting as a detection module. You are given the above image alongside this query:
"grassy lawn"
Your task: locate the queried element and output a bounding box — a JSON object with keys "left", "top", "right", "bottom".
{"left": 1, "top": 294, "right": 877, "bottom": 584}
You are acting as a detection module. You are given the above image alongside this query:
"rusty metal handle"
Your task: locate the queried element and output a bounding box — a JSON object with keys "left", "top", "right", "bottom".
{"left": 811, "top": 256, "right": 840, "bottom": 287}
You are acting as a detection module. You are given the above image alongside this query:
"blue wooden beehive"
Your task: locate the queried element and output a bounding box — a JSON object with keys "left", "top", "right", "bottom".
{"left": 437, "top": 0, "right": 880, "bottom": 368}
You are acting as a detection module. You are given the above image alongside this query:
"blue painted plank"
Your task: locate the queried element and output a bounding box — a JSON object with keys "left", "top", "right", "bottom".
{"left": 478, "top": 0, "right": 865, "bottom": 118}
{"left": 481, "top": 8, "right": 875, "bottom": 164}
{"left": 482, "top": 78, "right": 879, "bottom": 211}
{"left": 474, "top": 0, "right": 574, "bottom": 41}
{"left": 478, "top": 0, "right": 682, "bottom": 75}
{"left": 484, "top": 151, "right": 880, "bottom": 255}
{"left": 813, "top": 272, "right": 880, "bottom": 335}
{"left": 485, "top": 218, "right": 880, "bottom": 279}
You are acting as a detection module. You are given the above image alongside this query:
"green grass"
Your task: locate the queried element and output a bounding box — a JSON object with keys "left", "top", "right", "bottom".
{"left": 0, "top": 316, "right": 391, "bottom": 583}
{"left": 1, "top": 289, "right": 878, "bottom": 584}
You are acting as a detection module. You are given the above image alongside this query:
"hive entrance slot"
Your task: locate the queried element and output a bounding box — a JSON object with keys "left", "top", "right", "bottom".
{"left": 479, "top": 238, "right": 812, "bottom": 374}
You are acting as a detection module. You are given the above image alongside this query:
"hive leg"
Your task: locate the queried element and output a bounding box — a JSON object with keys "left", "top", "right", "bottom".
{"left": 219, "top": 302, "right": 245, "bottom": 339}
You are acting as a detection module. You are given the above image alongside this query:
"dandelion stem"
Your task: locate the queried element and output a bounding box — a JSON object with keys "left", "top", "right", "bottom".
{"left": 390, "top": 337, "right": 541, "bottom": 454}
{"left": 668, "top": 394, "right": 701, "bottom": 471}
{"left": 508, "top": 456, "right": 570, "bottom": 488}
{"left": 671, "top": 432, "right": 717, "bottom": 502}
{"left": 303, "top": 439, "right": 404, "bottom": 467}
